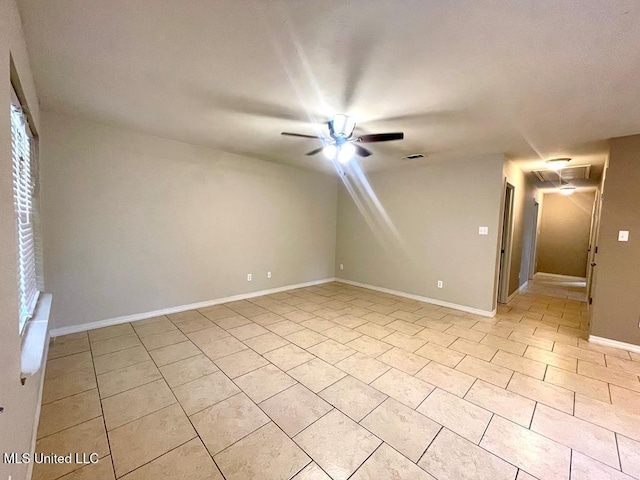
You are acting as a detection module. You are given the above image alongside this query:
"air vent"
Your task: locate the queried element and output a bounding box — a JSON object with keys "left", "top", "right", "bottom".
{"left": 533, "top": 165, "right": 591, "bottom": 183}
{"left": 404, "top": 153, "right": 424, "bottom": 160}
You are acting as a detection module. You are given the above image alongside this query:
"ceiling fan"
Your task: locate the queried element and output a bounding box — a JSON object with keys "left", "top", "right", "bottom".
{"left": 281, "top": 114, "right": 404, "bottom": 164}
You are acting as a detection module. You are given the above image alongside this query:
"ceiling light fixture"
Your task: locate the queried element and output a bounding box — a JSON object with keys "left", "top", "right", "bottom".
{"left": 546, "top": 158, "right": 571, "bottom": 170}
{"left": 560, "top": 186, "right": 576, "bottom": 195}
{"left": 322, "top": 144, "right": 337, "bottom": 160}
{"left": 330, "top": 114, "right": 356, "bottom": 138}
{"left": 337, "top": 143, "right": 356, "bottom": 164}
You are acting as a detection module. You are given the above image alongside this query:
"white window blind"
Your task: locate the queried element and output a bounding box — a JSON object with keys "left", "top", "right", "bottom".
{"left": 11, "top": 88, "right": 40, "bottom": 334}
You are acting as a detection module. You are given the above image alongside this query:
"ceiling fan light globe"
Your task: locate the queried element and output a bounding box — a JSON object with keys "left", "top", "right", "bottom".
{"left": 332, "top": 114, "right": 356, "bottom": 138}
{"left": 323, "top": 144, "right": 338, "bottom": 160}
{"left": 338, "top": 142, "right": 356, "bottom": 164}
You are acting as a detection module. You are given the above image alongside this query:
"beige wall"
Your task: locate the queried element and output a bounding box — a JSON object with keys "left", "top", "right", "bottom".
{"left": 591, "top": 134, "right": 640, "bottom": 346}
{"left": 536, "top": 192, "right": 594, "bottom": 277}
{"left": 0, "top": 2, "right": 44, "bottom": 479}
{"left": 40, "top": 112, "right": 338, "bottom": 329}
{"left": 335, "top": 155, "right": 505, "bottom": 314}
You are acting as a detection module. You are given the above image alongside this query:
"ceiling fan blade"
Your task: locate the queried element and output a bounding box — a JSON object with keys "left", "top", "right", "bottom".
{"left": 354, "top": 144, "right": 372, "bottom": 157}
{"left": 357, "top": 132, "right": 404, "bottom": 143}
{"left": 281, "top": 132, "right": 322, "bottom": 139}
{"left": 306, "top": 147, "right": 325, "bottom": 156}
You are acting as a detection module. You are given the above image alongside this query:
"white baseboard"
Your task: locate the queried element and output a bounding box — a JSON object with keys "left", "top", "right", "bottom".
{"left": 335, "top": 278, "right": 496, "bottom": 318}
{"left": 519, "top": 280, "right": 529, "bottom": 292}
{"left": 50, "top": 277, "right": 337, "bottom": 337}
{"left": 535, "top": 272, "right": 587, "bottom": 282}
{"left": 506, "top": 281, "right": 529, "bottom": 303}
{"left": 588, "top": 335, "right": 640, "bottom": 354}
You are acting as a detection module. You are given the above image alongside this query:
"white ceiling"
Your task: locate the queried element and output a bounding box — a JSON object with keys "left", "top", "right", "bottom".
{"left": 17, "top": 0, "right": 640, "bottom": 174}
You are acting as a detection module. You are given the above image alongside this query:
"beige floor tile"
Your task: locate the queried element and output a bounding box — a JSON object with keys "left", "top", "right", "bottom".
{"left": 377, "top": 347, "right": 429, "bottom": 375}
{"left": 607, "top": 355, "right": 640, "bottom": 376}
{"left": 481, "top": 334, "right": 527, "bottom": 355}
{"left": 415, "top": 343, "right": 465, "bottom": 368}
{"left": 492, "top": 350, "right": 546, "bottom": 379}
{"left": 294, "top": 409, "right": 381, "bottom": 480}
{"left": 214, "top": 314, "right": 254, "bottom": 330}
{"left": 465, "top": 379, "right": 535, "bottom": 427}
{"left": 97, "top": 360, "right": 161, "bottom": 398}
{"left": 570, "top": 451, "right": 633, "bottom": 480}
{"left": 610, "top": 385, "right": 640, "bottom": 413}
{"left": 472, "top": 323, "right": 513, "bottom": 339}
{"left": 553, "top": 343, "right": 606, "bottom": 365}
{"left": 159, "top": 354, "right": 218, "bottom": 387}
{"left": 93, "top": 345, "right": 150, "bottom": 375}
{"left": 578, "top": 338, "right": 632, "bottom": 360}
{"left": 109, "top": 404, "right": 196, "bottom": 477}
{"left": 139, "top": 329, "right": 188, "bottom": 350}
{"left": 345, "top": 335, "right": 393, "bottom": 357}
{"left": 336, "top": 352, "right": 390, "bottom": 384}
{"left": 292, "top": 462, "right": 332, "bottom": 480}
{"left": 242, "top": 332, "right": 290, "bottom": 354}
{"left": 89, "top": 323, "right": 135, "bottom": 342}
{"left": 191, "top": 393, "right": 269, "bottom": 455}
{"left": 449, "top": 337, "right": 497, "bottom": 361}
{"left": 46, "top": 351, "right": 94, "bottom": 379}
{"left": 285, "top": 328, "right": 327, "bottom": 348}
{"left": 214, "top": 348, "right": 269, "bottom": 378}
{"left": 37, "top": 389, "right": 102, "bottom": 439}
{"left": 319, "top": 375, "right": 386, "bottom": 421}
{"left": 417, "top": 388, "right": 491, "bottom": 444}
{"left": 455, "top": 356, "right": 513, "bottom": 388}
{"left": 234, "top": 364, "right": 297, "bottom": 402}
{"left": 285, "top": 310, "right": 321, "bottom": 323}
{"left": 361, "top": 398, "right": 440, "bottom": 462}
{"left": 362, "top": 312, "right": 395, "bottom": 326}
{"left": 480, "top": 415, "right": 571, "bottom": 480}
{"left": 574, "top": 393, "right": 640, "bottom": 442}
{"left": 173, "top": 371, "right": 241, "bottom": 415}
{"left": 199, "top": 305, "right": 238, "bottom": 321}
{"left": 148, "top": 340, "right": 200, "bottom": 366}
{"left": 387, "top": 319, "right": 424, "bottom": 335}
{"left": 323, "top": 325, "right": 363, "bottom": 344}
{"left": 215, "top": 422, "right": 310, "bottom": 480}
{"left": 174, "top": 317, "right": 216, "bottom": 334}
{"left": 545, "top": 366, "right": 610, "bottom": 402}
{"left": 333, "top": 314, "right": 368, "bottom": 329}
{"left": 383, "top": 331, "right": 427, "bottom": 352}
{"left": 370, "top": 368, "right": 434, "bottom": 408}
{"left": 289, "top": 358, "right": 347, "bottom": 393}
{"left": 120, "top": 438, "right": 223, "bottom": 480}
{"left": 507, "top": 372, "right": 574, "bottom": 414}
{"left": 133, "top": 318, "right": 177, "bottom": 337}
{"left": 199, "top": 336, "right": 248, "bottom": 360}
{"left": 531, "top": 403, "right": 619, "bottom": 468}
{"left": 167, "top": 309, "right": 206, "bottom": 323}
{"left": 48, "top": 335, "right": 90, "bottom": 360}
{"left": 102, "top": 379, "right": 176, "bottom": 430}
{"left": 33, "top": 417, "right": 109, "bottom": 480}
{"left": 245, "top": 311, "right": 285, "bottom": 325}
{"left": 186, "top": 325, "right": 230, "bottom": 347}
{"left": 259, "top": 383, "right": 332, "bottom": 436}
{"left": 355, "top": 322, "right": 394, "bottom": 340}
{"left": 508, "top": 331, "right": 554, "bottom": 351}
{"left": 419, "top": 428, "right": 517, "bottom": 480}
{"left": 414, "top": 327, "right": 457, "bottom": 347}
{"left": 267, "top": 319, "right": 307, "bottom": 336}
{"left": 264, "top": 344, "right": 315, "bottom": 371}
{"left": 617, "top": 435, "right": 640, "bottom": 479}
{"left": 301, "top": 317, "right": 338, "bottom": 332}
{"left": 534, "top": 329, "right": 579, "bottom": 347}
{"left": 515, "top": 471, "right": 537, "bottom": 480}
{"left": 91, "top": 334, "right": 142, "bottom": 357}
{"left": 227, "top": 322, "right": 269, "bottom": 340}
{"left": 57, "top": 455, "right": 115, "bottom": 480}
{"left": 351, "top": 443, "right": 436, "bottom": 480}
{"left": 578, "top": 360, "right": 640, "bottom": 392}
{"left": 42, "top": 369, "right": 97, "bottom": 404}
{"left": 446, "top": 324, "right": 485, "bottom": 342}
{"left": 524, "top": 345, "right": 577, "bottom": 372}
{"left": 416, "top": 361, "right": 475, "bottom": 397}
{"left": 307, "top": 339, "right": 355, "bottom": 364}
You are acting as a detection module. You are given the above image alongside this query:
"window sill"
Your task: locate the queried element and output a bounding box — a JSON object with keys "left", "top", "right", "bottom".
{"left": 20, "top": 293, "right": 52, "bottom": 380}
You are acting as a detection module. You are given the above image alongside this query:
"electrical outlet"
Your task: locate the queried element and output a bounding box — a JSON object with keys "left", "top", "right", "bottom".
{"left": 437, "top": 280, "right": 443, "bottom": 288}
{"left": 479, "top": 226, "right": 489, "bottom": 235}
{"left": 247, "top": 273, "right": 252, "bottom": 281}
{"left": 339, "top": 263, "right": 344, "bottom": 270}
{"left": 618, "top": 230, "right": 629, "bottom": 242}
{"left": 267, "top": 271, "right": 272, "bottom": 279}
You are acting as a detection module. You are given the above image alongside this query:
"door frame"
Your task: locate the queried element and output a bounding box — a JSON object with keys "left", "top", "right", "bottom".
{"left": 528, "top": 199, "right": 540, "bottom": 280}
{"left": 498, "top": 183, "right": 516, "bottom": 304}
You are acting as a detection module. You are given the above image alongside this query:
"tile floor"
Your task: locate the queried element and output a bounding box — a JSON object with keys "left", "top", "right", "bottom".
{"left": 35, "top": 277, "right": 640, "bottom": 480}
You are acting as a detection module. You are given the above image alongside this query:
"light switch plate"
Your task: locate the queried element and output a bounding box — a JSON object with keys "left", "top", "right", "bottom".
{"left": 618, "top": 230, "right": 629, "bottom": 242}
{"left": 479, "top": 226, "right": 489, "bottom": 235}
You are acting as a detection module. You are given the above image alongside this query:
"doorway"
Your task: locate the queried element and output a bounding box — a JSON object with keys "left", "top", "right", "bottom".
{"left": 498, "top": 183, "right": 515, "bottom": 304}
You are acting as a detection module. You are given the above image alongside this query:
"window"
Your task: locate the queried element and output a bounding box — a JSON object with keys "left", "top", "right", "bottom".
{"left": 11, "top": 87, "right": 41, "bottom": 334}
